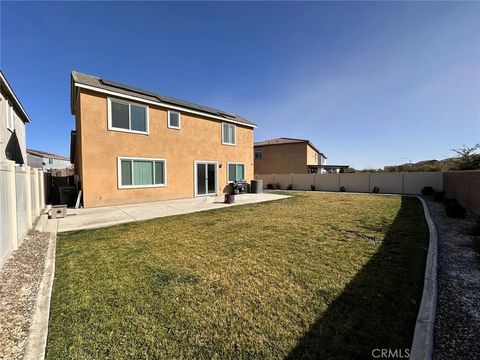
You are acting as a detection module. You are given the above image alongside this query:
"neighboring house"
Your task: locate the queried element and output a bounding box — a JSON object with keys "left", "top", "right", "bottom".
{"left": 70, "top": 71, "right": 256, "bottom": 208}
{"left": 254, "top": 138, "right": 327, "bottom": 174}
{"left": 27, "top": 148, "right": 72, "bottom": 171}
{"left": 318, "top": 164, "right": 350, "bottom": 173}
{"left": 0, "top": 71, "right": 31, "bottom": 164}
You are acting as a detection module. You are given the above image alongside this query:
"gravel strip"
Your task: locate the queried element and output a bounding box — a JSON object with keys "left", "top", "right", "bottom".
{"left": 425, "top": 199, "right": 480, "bottom": 360}
{"left": 0, "top": 231, "right": 51, "bottom": 360}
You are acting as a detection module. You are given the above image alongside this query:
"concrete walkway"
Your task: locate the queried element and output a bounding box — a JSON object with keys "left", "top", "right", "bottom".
{"left": 55, "top": 193, "right": 289, "bottom": 233}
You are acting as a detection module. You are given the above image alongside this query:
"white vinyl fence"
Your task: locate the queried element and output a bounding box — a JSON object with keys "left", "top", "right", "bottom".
{"left": 0, "top": 161, "right": 45, "bottom": 267}
{"left": 255, "top": 172, "right": 443, "bottom": 194}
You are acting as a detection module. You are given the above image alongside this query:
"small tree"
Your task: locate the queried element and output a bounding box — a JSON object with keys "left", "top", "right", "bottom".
{"left": 451, "top": 144, "right": 480, "bottom": 170}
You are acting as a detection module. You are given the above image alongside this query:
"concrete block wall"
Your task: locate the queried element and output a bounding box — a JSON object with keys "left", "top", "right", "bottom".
{"left": 255, "top": 172, "right": 444, "bottom": 195}
{"left": 443, "top": 170, "right": 480, "bottom": 215}
{"left": 0, "top": 161, "right": 46, "bottom": 268}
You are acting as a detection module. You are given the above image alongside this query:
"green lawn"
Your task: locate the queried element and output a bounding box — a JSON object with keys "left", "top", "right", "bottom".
{"left": 46, "top": 192, "right": 428, "bottom": 359}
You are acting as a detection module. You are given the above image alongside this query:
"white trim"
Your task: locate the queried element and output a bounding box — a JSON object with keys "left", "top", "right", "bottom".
{"left": 226, "top": 162, "right": 246, "bottom": 183}
{"left": 117, "top": 156, "right": 167, "bottom": 189}
{"left": 254, "top": 148, "right": 263, "bottom": 159}
{"left": 0, "top": 72, "right": 31, "bottom": 123}
{"left": 75, "top": 82, "right": 257, "bottom": 128}
{"left": 193, "top": 160, "right": 218, "bottom": 197}
{"left": 222, "top": 122, "right": 236, "bottom": 146}
{"left": 107, "top": 97, "right": 149, "bottom": 135}
{"left": 167, "top": 110, "right": 181, "bottom": 129}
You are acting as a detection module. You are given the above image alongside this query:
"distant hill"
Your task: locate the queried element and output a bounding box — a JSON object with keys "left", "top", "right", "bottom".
{"left": 383, "top": 157, "right": 457, "bottom": 172}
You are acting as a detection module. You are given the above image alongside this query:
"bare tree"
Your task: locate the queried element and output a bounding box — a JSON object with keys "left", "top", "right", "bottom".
{"left": 451, "top": 144, "right": 480, "bottom": 170}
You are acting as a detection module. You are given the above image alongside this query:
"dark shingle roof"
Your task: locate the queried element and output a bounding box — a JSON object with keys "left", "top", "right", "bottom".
{"left": 71, "top": 71, "right": 256, "bottom": 127}
{"left": 254, "top": 137, "right": 326, "bottom": 158}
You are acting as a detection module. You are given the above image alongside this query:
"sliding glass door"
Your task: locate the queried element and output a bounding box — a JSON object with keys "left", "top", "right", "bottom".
{"left": 195, "top": 162, "right": 217, "bottom": 196}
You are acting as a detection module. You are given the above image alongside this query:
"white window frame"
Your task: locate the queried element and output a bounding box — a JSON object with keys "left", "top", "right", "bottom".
{"left": 167, "top": 110, "right": 181, "bottom": 129}
{"left": 254, "top": 148, "right": 263, "bottom": 159}
{"left": 5, "top": 99, "right": 14, "bottom": 132}
{"left": 108, "top": 97, "right": 149, "bottom": 135}
{"left": 227, "top": 162, "right": 246, "bottom": 183}
{"left": 117, "top": 157, "right": 167, "bottom": 189}
{"left": 194, "top": 160, "right": 219, "bottom": 197}
{"left": 222, "top": 122, "right": 236, "bottom": 146}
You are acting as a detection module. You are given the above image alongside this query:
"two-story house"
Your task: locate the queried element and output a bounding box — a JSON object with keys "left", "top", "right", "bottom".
{"left": 254, "top": 138, "right": 327, "bottom": 174}
{"left": 70, "top": 72, "right": 256, "bottom": 208}
{"left": 27, "top": 148, "right": 72, "bottom": 171}
{"left": 0, "top": 71, "right": 31, "bottom": 164}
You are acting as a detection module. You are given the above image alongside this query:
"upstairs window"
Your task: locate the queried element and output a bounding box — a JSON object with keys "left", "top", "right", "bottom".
{"left": 254, "top": 148, "right": 263, "bottom": 159}
{"left": 168, "top": 111, "right": 181, "bottom": 129}
{"left": 5, "top": 99, "right": 14, "bottom": 131}
{"left": 108, "top": 98, "right": 148, "bottom": 134}
{"left": 228, "top": 163, "right": 245, "bottom": 182}
{"left": 222, "top": 123, "right": 236, "bottom": 145}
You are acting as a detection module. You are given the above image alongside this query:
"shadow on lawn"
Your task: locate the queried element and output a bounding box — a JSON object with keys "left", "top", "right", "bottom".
{"left": 286, "top": 197, "right": 428, "bottom": 360}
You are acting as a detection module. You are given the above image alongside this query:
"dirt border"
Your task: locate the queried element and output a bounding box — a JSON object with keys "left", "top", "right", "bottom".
{"left": 22, "top": 231, "right": 56, "bottom": 360}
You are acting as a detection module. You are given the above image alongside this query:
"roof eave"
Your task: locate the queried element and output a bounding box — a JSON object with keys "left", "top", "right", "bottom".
{"left": 71, "top": 77, "right": 257, "bottom": 128}
{"left": 0, "top": 71, "right": 31, "bottom": 123}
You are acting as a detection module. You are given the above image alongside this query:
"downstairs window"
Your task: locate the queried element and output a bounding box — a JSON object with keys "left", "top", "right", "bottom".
{"left": 228, "top": 163, "right": 245, "bottom": 182}
{"left": 119, "top": 158, "right": 166, "bottom": 188}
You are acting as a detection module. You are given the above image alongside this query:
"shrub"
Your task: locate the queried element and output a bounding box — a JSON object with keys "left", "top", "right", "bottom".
{"left": 433, "top": 191, "right": 445, "bottom": 202}
{"left": 266, "top": 183, "right": 274, "bottom": 190}
{"left": 467, "top": 223, "right": 480, "bottom": 236}
{"left": 311, "top": 185, "right": 316, "bottom": 191}
{"left": 472, "top": 237, "right": 480, "bottom": 257}
{"left": 339, "top": 186, "right": 346, "bottom": 192}
{"left": 275, "top": 183, "right": 281, "bottom": 190}
{"left": 372, "top": 186, "right": 380, "bottom": 193}
{"left": 287, "top": 184, "right": 293, "bottom": 190}
{"left": 444, "top": 198, "right": 466, "bottom": 218}
{"left": 421, "top": 186, "right": 435, "bottom": 196}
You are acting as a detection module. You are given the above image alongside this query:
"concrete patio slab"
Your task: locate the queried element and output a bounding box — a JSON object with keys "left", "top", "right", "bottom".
{"left": 55, "top": 193, "right": 289, "bottom": 233}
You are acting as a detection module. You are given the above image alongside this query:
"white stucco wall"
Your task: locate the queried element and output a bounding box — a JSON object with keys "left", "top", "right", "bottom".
{"left": 0, "top": 89, "right": 27, "bottom": 164}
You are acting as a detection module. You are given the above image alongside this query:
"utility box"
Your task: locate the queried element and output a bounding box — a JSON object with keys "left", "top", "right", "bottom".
{"left": 251, "top": 180, "right": 263, "bottom": 193}
{"left": 59, "top": 186, "right": 77, "bottom": 207}
{"left": 50, "top": 205, "right": 67, "bottom": 219}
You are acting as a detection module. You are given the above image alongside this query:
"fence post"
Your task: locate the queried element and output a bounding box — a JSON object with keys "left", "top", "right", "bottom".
{"left": 6, "top": 161, "right": 18, "bottom": 251}
{"left": 25, "top": 165, "right": 33, "bottom": 228}
{"left": 39, "top": 170, "right": 45, "bottom": 208}
{"left": 32, "top": 168, "right": 40, "bottom": 217}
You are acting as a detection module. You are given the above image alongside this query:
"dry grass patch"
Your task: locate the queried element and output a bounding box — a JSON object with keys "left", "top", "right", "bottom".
{"left": 46, "top": 192, "right": 428, "bottom": 359}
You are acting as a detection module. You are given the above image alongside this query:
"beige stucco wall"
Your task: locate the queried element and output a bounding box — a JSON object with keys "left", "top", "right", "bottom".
{"left": 254, "top": 143, "right": 308, "bottom": 174}
{"left": 77, "top": 90, "right": 254, "bottom": 207}
{"left": 306, "top": 144, "right": 319, "bottom": 166}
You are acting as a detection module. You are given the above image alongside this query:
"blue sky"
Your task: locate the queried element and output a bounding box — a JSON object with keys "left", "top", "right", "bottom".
{"left": 1, "top": 1, "right": 479, "bottom": 169}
